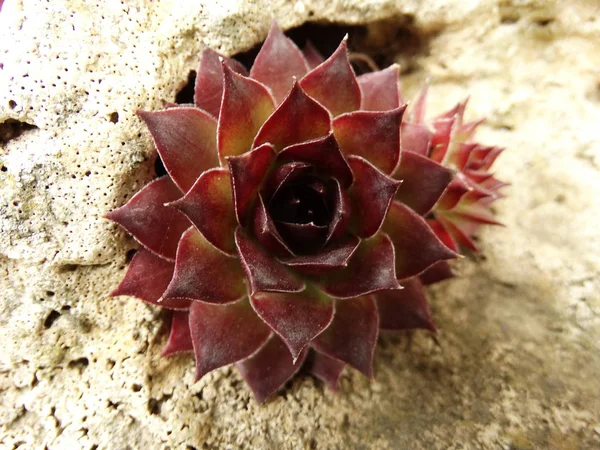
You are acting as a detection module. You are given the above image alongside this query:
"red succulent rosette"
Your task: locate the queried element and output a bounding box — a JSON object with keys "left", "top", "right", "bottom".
{"left": 107, "top": 23, "right": 503, "bottom": 402}
{"left": 399, "top": 88, "right": 507, "bottom": 258}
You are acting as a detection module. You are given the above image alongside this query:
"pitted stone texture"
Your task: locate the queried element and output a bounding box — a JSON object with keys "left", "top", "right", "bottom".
{"left": 1, "top": 0, "right": 599, "bottom": 449}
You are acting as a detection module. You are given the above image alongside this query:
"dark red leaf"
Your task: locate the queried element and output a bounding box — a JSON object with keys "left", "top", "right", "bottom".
{"left": 263, "top": 161, "right": 312, "bottom": 200}
{"left": 162, "top": 227, "right": 247, "bottom": 304}
{"left": 162, "top": 311, "right": 194, "bottom": 356}
{"left": 375, "top": 278, "right": 436, "bottom": 331}
{"left": 357, "top": 64, "right": 402, "bottom": 111}
{"left": 235, "top": 228, "right": 305, "bottom": 295}
{"left": 348, "top": 156, "right": 401, "bottom": 238}
{"left": 318, "top": 233, "right": 401, "bottom": 299}
{"left": 237, "top": 334, "right": 308, "bottom": 403}
{"left": 249, "top": 21, "right": 309, "bottom": 103}
{"left": 253, "top": 82, "right": 331, "bottom": 151}
{"left": 313, "top": 296, "right": 379, "bottom": 377}
{"left": 435, "top": 174, "right": 471, "bottom": 211}
{"left": 110, "top": 248, "right": 190, "bottom": 309}
{"left": 218, "top": 64, "right": 275, "bottom": 161}
{"left": 429, "top": 117, "right": 455, "bottom": 163}
{"left": 278, "top": 134, "right": 353, "bottom": 187}
{"left": 401, "top": 122, "right": 431, "bottom": 156}
{"left": 137, "top": 108, "right": 218, "bottom": 192}
{"left": 393, "top": 151, "right": 454, "bottom": 216}
{"left": 274, "top": 221, "right": 328, "bottom": 254}
{"left": 306, "top": 350, "right": 345, "bottom": 391}
{"left": 383, "top": 202, "right": 457, "bottom": 279}
{"left": 303, "top": 41, "right": 324, "bottom": 70}
{"left": 326, "top": 178, "right": 352, "bottom": 243}
{"left": 427, "top": 218, "right": 459, "bottom": 253}
{"left": 279, "top": 234, "right": 360, "bottom": 275}
{"left": 105, "top": 176, "right": 189, "bottom": 260}
{"left": 436, "top": 215, "right": 479, "bottom": 252}
{"left": 333, "top": 106, "right": 405, "bottom": 174}
{"left": 299, "top": 39, "right": 361, "bottom": 116}
{"left": 250, "top": 287, "right": 334, "bottom": 359}
{"left": 228, "top": 143, "right": 276, "bottom": 225}
{"left": 190, "top": 297, "right": 270, "bottom": 380}
{"left": 194, "top": 48, "right": 248, "bottom": 118}
{"left": 252, "top": 194, "right": 294, "bottom": 257}
{"left": 169, "top": 168, "right": 237, "bottom": 255}
{"left": 420, "top": 260, "right": 454, "bottom": 286}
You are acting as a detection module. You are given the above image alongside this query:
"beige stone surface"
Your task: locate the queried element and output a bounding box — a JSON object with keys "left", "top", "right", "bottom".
{"left": 1, "top": 0, "right": 599, "bottom": 448}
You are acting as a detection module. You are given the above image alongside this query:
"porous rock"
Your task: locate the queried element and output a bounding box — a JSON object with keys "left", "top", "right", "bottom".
{"left": 1, "top": 0, "right": 599, "bottom": 448}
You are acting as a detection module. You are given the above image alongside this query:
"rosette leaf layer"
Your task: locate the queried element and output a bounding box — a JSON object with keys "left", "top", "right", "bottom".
{"left": 107, "top": 22, "right": 505, "bottom": 402}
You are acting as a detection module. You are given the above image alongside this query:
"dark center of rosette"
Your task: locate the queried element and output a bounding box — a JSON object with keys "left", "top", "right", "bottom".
{"left": 268, "top": 175, "right": 332, "bottom": 254}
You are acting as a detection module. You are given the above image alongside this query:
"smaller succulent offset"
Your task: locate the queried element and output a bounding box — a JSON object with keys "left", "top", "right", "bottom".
{"left": 107, "top": 22, "right": 505, "bottom": 402}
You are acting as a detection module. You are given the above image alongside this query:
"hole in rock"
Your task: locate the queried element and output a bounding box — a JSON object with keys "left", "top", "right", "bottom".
{"left": 107, "top": 399, "right": 120, "bottom": 409}
{"left": 175, "top": 70, "right": 196, "bottom": 105}
{"left": 0, "top": 119, "right": 37, "bottom": 144}
{"left": 68, "top": 357, "right": 89, "bottom": 372}
{"left": 57, "top": 264, "right": 78, "bottom": 273}
{"left": 8, "top": 100, "right": 17, "bottom": 109}
{"left": 43, "top": 310, "right": 61, "bottom": 328}
{"left": 172, "top": 20, "right": 429, "bottom": 109}
{"left": 535, "top": 18, "right": 554, "bottom": 27}
{"left": 154, "top": 156, "right": 167, "bottom": 177}
{"left": 125, "top": 248, "right": 137, "bottom": 263}
{"left": 148, "top": 394, "right": 172, "bottom": 415}
{"left": 232, "top": 18, "right": 428, "bottom": 78}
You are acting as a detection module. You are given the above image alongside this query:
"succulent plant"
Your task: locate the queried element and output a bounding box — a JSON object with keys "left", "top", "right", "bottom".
{"left": 106, "top": 22, "right": 505, "bottom": 402}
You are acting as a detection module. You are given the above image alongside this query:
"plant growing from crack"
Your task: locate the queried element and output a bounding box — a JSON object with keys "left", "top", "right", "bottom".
{"left": 107, "top": 22, "right": 505, "bottom": 402}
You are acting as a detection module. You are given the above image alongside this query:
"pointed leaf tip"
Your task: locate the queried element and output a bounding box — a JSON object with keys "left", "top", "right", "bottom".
{"left": 162, "top": 311, "right": 194, "bottom": 357}
{"left": 334, "top": 106, "right": 405, "bottom": 174}
{"left": 235, "top": 227, "right": 304, "bottom": 295}
{"left": 299, "top": 39, "right": 361, "bottom": 116}
{"left": 384, "top": 201, "right": 458, "bottom": 280}
{"left": 190, "top": 297, "right": 270, "bottom": 380}
{"left": 250, "top": 288, "right": 334, "bottom": 360}
{"left": 318, "top": 233, "right": 402, "bottom": 299}
{"left": 111, "top": 248, "right": 190, "bottom": 309}
{"left": 313, "top": 296, "right": 379, "bottom": 378}
{"left": 194, "top": 48, "right": 248, "bottom": 118}
{"left": 228, "top": 143, "right": 276, "bottom": 225}
{"left": 137, "top": 108, "right": 218, "bottom": 192}
{"left": 106, "top": 176, "right": 190, "bottom": 260}
{"left": 357, "top": 64, "right": 402, "bottom": 111}
{"left": 169, "top": 168, "right": 237, "bottom": 255}
{"left": 162, "top": 227, "right": 246, "bottom": 304}
{"left": 348, "top": 156, "right": 402, "bottom": 238}
{"left": 253, "top": 82, "right": 331, "bottom": 152}
{"left": 218, "top": 64, "right": 275, "bottom": 162}
{"left": 278, "top": 133, "right": 353, "bottom": 188}
{"left": 375, "top": 278, "right": 436, "bottom": 332}
{"left": 393, "top": 151, "right": 454, "bottom": 216}
{"left": 250, "top": 21, "right": 309, "bottom": 103}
